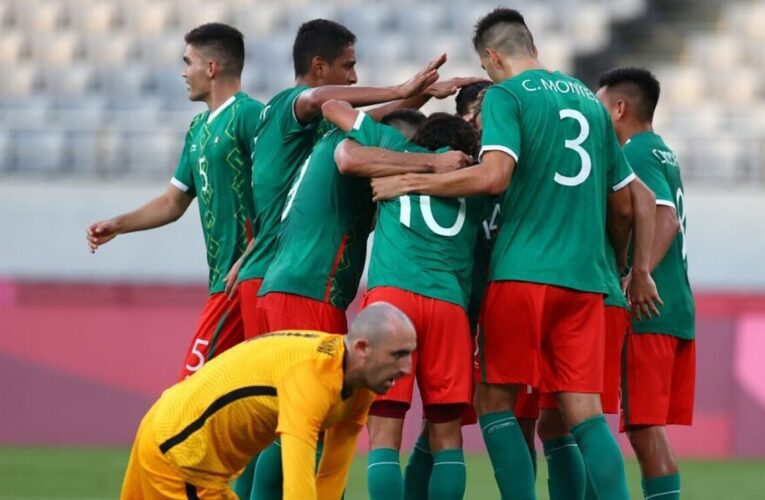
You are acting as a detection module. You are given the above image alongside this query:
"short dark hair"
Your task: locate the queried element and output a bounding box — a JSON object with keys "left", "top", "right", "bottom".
{"left": 411, "top": 113, "right": 480, "bottom": 159}
{"left": 598, "top": 67, "right": 661, "bottom": 122}
{"left": 455, "top": 81, "right": 492, "bottom": 116}
{"left": 380, "top": 109, "right": 427, "bottom": 128}
{"left": 184, "top": 23, "right": 245, "bottom": 78}
{"left": 293, "top": 19, "right": 357, "bottom": 77}
{"left": 473, "top": 8, "right": 535, "bottom": 56}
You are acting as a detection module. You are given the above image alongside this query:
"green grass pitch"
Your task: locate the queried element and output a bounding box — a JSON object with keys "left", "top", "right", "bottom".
{"left": 0, "top": 447, "right": 763, "bottom": 499}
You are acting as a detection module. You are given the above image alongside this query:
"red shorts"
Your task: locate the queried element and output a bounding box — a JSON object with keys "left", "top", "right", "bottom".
{"left": 476, "top": 281, "right": 605, "bottom": 394}
{"left": 238, "top": 278, "right": 262, "bottom": 339}
{"left": 538, "top": 306, "right": 629, "bottom": 412}
{"left": 364, "top": 287, "right": 473, "bottom": 415}
{"left": 178, "top": 292, "right": 244, "bottom": 380}
{"left": 255, "top": 292, "right": 348, "bottom": 335}
{"left": 621, "top": 333, "right": 695, "bottom": 431}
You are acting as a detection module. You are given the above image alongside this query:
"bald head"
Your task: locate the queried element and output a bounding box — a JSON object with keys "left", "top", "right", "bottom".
{"left": 348, "top": 301, "right": 415, "bottom": 346}
{"left": 345, "top": 302, "right": 416, "bottom": 394}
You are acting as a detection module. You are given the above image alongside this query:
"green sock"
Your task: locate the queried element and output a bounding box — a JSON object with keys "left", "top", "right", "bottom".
{"left": 529, "top": 446, "right": 538, "bottom": 479}
{"left": 428, "top": 448, "right": 466, "bottom": 500}
{"left": 543, "top": 436, "right": 586, "bottom": 500}
{"left": 404, "top": 431, "right": 433, "bottom": 500}
{"left": 232, "top": 454, "right": 258, "bottom": 499}
{"left": 368, "top": 448, "right": 403, "bottom": 500}
{"left": 570, "top": 415, "right": 628, "bottom": 500}
{"left": 479, "top": 411, "right": 536, "bottom": 500}
{"left": 642, "top": 474, "right": 680, "bottom": 500}
{"left": 251, "top": 440, "right": 282, "bottom": 500}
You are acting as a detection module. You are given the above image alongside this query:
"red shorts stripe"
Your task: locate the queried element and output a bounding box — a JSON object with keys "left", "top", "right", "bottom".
{"left": 255, "top": 292, "right": 348, "bottom": 335}
{"left": 477, "top": 281, "right": 605, "bottom": 394}
{"left": 178, "top": 292, "right": 245, "bottom": 380}
{"left": 363, "top": 287, "right": 472, "bottom": 410}
{"left": 621, "top": 333, "right": 696, "bottom": 430}
{"left": 238, "top": 278, "right": 262, "bottom": 339}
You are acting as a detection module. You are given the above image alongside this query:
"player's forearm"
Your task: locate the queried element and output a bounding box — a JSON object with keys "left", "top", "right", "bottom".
{"left": 404, "top": 163, "right": 505, "bottom": 198}
{"left": 299, "top": 86, "right": 406, "bottom": 123}
{"left": 607, "top": 213, "right": 632, "bottom": 271}
{"left": 316, "top": 424, "right": 362, "bottom": 500}
{"left": 337, "top": 145, "right": 437, "bottom": 177}
{"left": 629, "top": 178, "right": 656, "bottom": 274}
{"left": 366, "top": 94, "right": 431, "bottom": 121}
{"left": 649, "top": 206, "right": 681, "bottom": 272}
{"left": 112, "top": 194, "right": 187, "bottom": 234}
{"left": 281, "top": 433, "right": 318, "bottom": 500}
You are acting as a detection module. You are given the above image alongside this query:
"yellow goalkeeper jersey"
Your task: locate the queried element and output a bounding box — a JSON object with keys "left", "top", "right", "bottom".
{"left": 147, "top": 330, "right": 374, "bottom": 498}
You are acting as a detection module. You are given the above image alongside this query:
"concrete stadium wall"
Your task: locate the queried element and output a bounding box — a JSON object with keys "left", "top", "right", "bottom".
{"left": 1, "top": 280, "right": 764, "bottom": 458}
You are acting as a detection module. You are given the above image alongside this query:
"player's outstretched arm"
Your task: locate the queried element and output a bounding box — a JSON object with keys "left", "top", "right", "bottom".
{"left": 85, "top": 184, "right": 192, "bottom": 253}
{"left": 370, "top": 149, "right": 514, "bottom": 201}
{"left": 335, "top": 140, "right": 471, "bottom": 177}
{"left": 315, "top": 421, "right": 365, "bottom": 500}
{"left": 294, "top": 53, "right": 446, "bottom": 124}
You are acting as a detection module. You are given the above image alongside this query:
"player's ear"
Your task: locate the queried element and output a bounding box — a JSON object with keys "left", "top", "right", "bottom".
{"left": 206, "top": 59, "right": 217, "bottom": 79}
{"left": 353, "top": 338, "right": 372, "bottom": 359}
{"left": 615, "top": 98, "right": 627, "bottom": 121}
{"left": 311, "top": 56, "right": 326, "bottom": 79}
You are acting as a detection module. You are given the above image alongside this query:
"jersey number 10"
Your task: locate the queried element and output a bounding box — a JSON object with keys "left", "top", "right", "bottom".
{"left": 399, "top": 195, "right": 466, "bottom": 237}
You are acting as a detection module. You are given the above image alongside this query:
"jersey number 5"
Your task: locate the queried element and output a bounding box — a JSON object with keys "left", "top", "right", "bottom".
{"left": 554, "top": 109, "right": 591, "bottom": 187}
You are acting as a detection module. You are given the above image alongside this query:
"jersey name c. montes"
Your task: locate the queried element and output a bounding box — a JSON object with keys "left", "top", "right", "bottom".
{"left": 238, "top": 86, "right": 324, "bottom": 282}
{"left": 625, "top": 132, "right": 694, "bottom": 339}
{"left": 350, "top": 113, "right": 488, "bottom": 309}
{"left": 481, "top": 69, "right": 635, "bottom": 294}
{"left": 172, "top": 92, "right": 263, "bottom": 293}
{"left": 259, "top": 124, "right": 376, "bottom": 310}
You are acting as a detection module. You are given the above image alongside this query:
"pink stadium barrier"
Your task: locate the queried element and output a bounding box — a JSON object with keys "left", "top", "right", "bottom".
{"left": 1, "top": 279, "right": 764, "bottom": 457}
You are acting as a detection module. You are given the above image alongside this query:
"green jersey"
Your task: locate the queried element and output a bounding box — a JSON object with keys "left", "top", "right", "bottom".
{"left": 604, "top": 240, "right": 629, "bottom": 309}
{"left": 238, "top": 85, "right": 323, "bottom": 282}
{"left": 259, "top": 125, "right": 375, "bottom": 309}
{"left": 468, "top": 201, "right": 500, "bottom": 327}
{"left": 625, "top": 132, "right": 694, "bottom": 339}
{"left": 172, "top": 92, "right": 263, "bottom": 294}
{"left": 481, "top": 69, "right": 635, "bottom": 293}
{"left": 350, "top": 113, "right": 489, "bottom": 309}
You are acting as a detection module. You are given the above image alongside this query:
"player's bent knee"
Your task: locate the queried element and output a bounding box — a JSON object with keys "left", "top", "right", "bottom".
{"left": 474, "top": 382, "right": 518, "bottom": 415}
{"left": 536, "top": 409, "right": 569, "bottom": 442}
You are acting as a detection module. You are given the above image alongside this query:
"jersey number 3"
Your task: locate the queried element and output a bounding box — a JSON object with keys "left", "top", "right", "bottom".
{"left": 554, "top": 109, "right": 591, "bottom": 187}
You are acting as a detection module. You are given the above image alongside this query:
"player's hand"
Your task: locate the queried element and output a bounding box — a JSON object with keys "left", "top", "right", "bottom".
{"left": 86, "top": 220, "right": 119, "bottom": 253}
{"left": 371, "top": 174, "right": 411, "bottom": 202}
{"left": 426, "top": 77, "right": 490, "bottom": 99}
{"left": 397, "top": 53, "right": 447, "bottom": 98}
{"left": 431, "top": 150, "right": 473, "bottom": 173}
{"left": 627, "top": 268, "right": 663, "bottom": 321}
{"left": 224, "top": 257, "right": 244, "bottom": 300}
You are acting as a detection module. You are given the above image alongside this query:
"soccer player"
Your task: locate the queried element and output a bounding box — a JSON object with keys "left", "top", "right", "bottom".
{"left": 597, "top": 67, "right": 695, "bottom": 500}
{"left": 455, "top": 80, "right": 491, "bottom": 128}
{"left": 120, "top": 302, "right": 416, "bottom": 500}
{"left": 369, "top": 9, "right": 643, "bottom": 499}
{"left": 343, "top": 110, "right": 485, "bottom": 500}
{"left": 226, "top": 18, "right": 447, "bottom": 337}
{"left": 255, "top": 78, "right": 479, "bottom": 336}
{"left": 85, "top": 24, "right": 263, "bottom": 380}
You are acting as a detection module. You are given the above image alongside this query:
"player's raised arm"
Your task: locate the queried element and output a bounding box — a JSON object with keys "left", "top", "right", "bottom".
{"left": 294, "top": 53, "right": 446, "bottom": 124}
{"left": 86, "top": 184, "right": 192, "bottom": 253}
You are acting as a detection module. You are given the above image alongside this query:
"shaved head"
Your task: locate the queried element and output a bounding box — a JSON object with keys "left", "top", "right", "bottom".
{"left": 473, "top": 8, "right": 536, "bottom": 58}
{"left": 345, "top": 302, "right": 416, "bottom": 394}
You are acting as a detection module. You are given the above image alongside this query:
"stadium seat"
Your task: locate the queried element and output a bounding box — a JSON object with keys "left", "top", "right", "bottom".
{"left": 14, "top": 129, "right": 66, "bottom": 174}
{"left": 15, "top": 0, "right": 65, "bottom": 33}
{"left": 83, "top": 33, "right": 136, "bottom": 66}
{"left": 124, "top": 127, "right": 185, "bottom": 177}
{"left": 65, "top": 0, "right": 120, "bottom": 34}
{"left": 231, "top": 4, "right": 285, "bottom": 36}
{"left": 137, "top": 35, "right": 185, "bottom": 68}
{"left": 122, "top": 0, "right": 177, "bottom": 36}
{"left": 177, "top": 1, "right": 231, "bottom": 32}
{"left": 0, "top": 31, "right": 27, "bottom": 65}
{"left": 96, "top": 65, "right": 152, "bottom": 99}
{"left": 0, "top": 64, "right": 40, "bottom": 98}
{"left": 30, "top": 32, "right": 82, "bottom": 66}
{"left": 41, "top": 65, "right": 97, "bottom": 98}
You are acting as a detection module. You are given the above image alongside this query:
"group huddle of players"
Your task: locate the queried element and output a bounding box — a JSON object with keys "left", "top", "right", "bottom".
{"left": 86, "top": 7, "right": 695, "bottom": 500}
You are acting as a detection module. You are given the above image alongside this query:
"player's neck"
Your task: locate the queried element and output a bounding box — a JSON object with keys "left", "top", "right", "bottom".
{"left": 620, "top": 122, "right": 653, "bottom": 145}
{"left": 506, "top": 56, "right": 545, "bottom": 79}
{"left": 206, "top": 79, "right": 242, "bottom": 112}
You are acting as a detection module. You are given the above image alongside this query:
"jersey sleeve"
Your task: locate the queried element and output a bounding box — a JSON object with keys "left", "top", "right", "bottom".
{"left": 237, "top": 99, "right": 264, "bottom": 160}
{"left": 315, "top": 421, "right": 364, "bottom": 500}
{"left": 346, "top": 112, "right": 409, "bottom": 150}
{"left": 171, "top": 125, "right": 197, "bottom": 197}
{"left": 283, "top": 86, "right": 321, "bottom": 138}
{"left": 479, "top": 86, "right": 521, "bottom": 162}
{"left": 605, "top": 117, "right": 636, "bottom": 191}
{"left": 624, "top": 144, "right": 675, "bottom": 208}
{"left": 277, "top": 361, "right": 339, "bottom": 500}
